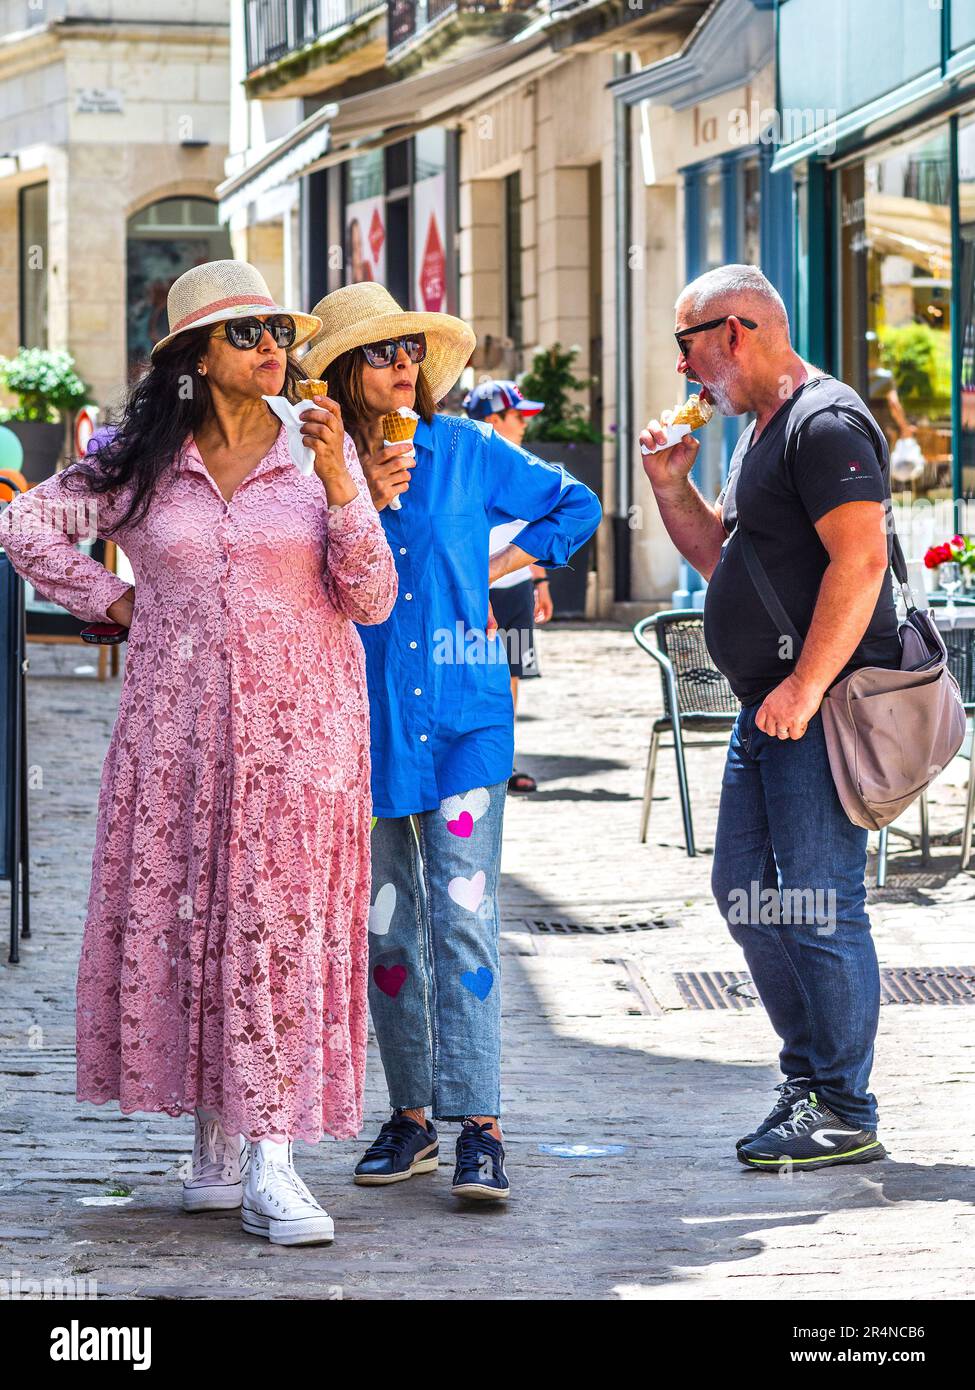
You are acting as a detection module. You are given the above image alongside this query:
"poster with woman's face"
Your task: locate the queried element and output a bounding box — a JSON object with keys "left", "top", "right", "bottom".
{"left": 345, "top": 197, "right": 386, "bottom": 284}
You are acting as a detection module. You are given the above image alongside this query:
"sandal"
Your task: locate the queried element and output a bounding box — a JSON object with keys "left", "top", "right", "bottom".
{"left": 507, "top": 771, "right": 537, "bottom": 794}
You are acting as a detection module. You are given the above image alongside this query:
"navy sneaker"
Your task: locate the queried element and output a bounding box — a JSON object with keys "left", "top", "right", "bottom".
{"left": 737, "top": 1091, "right": 887, "bottom": 1172}
{"left": 736, "top": 1077, "right": 812, "bottom": 1149}
{"left": 451, "top": 1119, "right": 510, "bottom": 1201}
{"left": 353, "top": 1110, "right": 439, "bottom": 1185}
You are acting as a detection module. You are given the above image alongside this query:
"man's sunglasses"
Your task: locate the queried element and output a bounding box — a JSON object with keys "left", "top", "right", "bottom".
{"left": 675, "top": 315, "right": 757, "bottom": 359}
{"left": 359, "top": 335, "right": 427, "bottom": 368}
{"left": 211, "top": 314, "right": 297, "bottom": 350}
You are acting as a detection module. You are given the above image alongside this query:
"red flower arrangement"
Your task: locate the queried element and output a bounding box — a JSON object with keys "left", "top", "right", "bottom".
{"left": 924, "top": 534, "right": 971, "bottom": 569}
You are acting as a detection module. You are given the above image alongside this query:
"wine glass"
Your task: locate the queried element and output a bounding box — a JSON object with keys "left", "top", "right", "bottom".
{"left": 941, "top": 560, "right": 962, "bottom": 626}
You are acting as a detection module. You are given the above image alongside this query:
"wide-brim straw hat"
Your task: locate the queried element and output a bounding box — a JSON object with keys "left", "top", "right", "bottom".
{"left": 302, "top": 283, "right": 476, "bottom": 403}
{"left": 150, "top": 259, "right": 322, "bottom": 358}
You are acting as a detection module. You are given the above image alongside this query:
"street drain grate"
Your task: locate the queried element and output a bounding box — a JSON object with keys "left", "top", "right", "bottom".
{"left": 675, "top": 967, "right": 975, "bottom": 1010}
{"left": 674, "top": 971, "right": 758, "bottom": 1011}
{"left": 521, "top": 917, "right": 678, "bottom": 935}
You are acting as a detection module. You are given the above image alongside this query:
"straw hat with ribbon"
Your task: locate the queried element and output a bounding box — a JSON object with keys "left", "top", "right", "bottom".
{"left": 302, "top": 284, "right": 475, "bottom": 403}
{"left": 150, "top": 260, "right": 322, "bottom": 358}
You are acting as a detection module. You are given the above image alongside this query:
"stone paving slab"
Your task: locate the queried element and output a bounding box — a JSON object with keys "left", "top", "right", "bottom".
{"left": 1, "top": 629, "right": 974, "bottom": 1300}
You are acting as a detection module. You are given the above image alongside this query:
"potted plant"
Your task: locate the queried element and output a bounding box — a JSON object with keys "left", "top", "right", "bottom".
{"left": 518, "top": 344, "right": 603, "bottom": 616}
{"left": 0, "top": 348, "right": 89, "bottom": 484}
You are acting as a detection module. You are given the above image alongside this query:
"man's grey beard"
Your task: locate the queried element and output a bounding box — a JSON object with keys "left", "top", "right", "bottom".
{"left": 702, "top": 362, "right": 739, "bottom": 416}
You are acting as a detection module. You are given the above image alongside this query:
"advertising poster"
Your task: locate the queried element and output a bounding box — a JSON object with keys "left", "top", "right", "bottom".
{"left": 413, "top": 173, "right": 447, "bottom": 312}
{"left": 345, "top": 194, "right": 386, "bottom": 284}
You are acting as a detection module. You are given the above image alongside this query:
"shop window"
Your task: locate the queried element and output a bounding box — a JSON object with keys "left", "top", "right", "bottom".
{"left": 19, "top": 182, "right": 48, "bottom": 349}
{"left": 837, "top": 125, "right": 953, "bottom": 519}
{"left": 126, "top": 197, "right": 232, "bottom": 375}
{"left": 704, "top": 171, "right": 723, "bottom": 269}
{"left": 742, "top": 158, "right": 761, "bottom": 267}
{"left": 957, "top": 112, "right": 975, "bottom": 497}
{"left": 415, "top": 128, "right": 447, "bottom": 183}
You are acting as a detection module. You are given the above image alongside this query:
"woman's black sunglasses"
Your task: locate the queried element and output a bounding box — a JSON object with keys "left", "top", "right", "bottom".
{"left": 360, "top": 335, "right": 427, "bottom": 368}
{"left": 212, "top": 314, "right": 297, "bottom": 350}
{"left": 675, "top": 315, "right": 757, "bottom": 358}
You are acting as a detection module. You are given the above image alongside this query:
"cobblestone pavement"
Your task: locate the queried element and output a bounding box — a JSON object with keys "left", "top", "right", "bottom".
{"left": 2, "top": 627, "right": 974, "bottom": 1300}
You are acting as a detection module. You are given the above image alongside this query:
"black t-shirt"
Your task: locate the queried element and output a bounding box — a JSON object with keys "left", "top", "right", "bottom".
{"left": 703, "top": 374, "right": 902, "bottom": 706}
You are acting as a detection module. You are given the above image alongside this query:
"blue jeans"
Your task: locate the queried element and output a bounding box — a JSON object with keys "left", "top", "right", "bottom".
{"left": 711, "top": 704, "right": 880, "bottom": 1129}
{"left": 367, "top": 781, "right": 507, "bottom": 1121}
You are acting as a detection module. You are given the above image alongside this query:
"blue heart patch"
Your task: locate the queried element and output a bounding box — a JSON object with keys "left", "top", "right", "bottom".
{"left": 460, "top": 967, "right": 494, "bottom": 1001}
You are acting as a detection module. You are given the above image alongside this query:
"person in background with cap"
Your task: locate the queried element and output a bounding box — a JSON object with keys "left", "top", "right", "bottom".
{"left": 464, "top": 379, "right": 552, "bottom": 794}
{"left": 301, "top": 283, "right": 601, "bottom": 1203}
{"left": 0, "top": 260, "right": 398, "bottom": 1246}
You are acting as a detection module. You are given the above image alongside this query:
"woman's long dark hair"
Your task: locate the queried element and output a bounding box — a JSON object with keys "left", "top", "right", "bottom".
{"left": 327, "top": 347, "right": 436, "bottom": 457}
{"left": 64, "top": 324, "right": 306, "bottom": 533}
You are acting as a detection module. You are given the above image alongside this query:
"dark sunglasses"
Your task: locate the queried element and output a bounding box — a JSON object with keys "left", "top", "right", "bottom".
{"left": 675, "top": 315, "right": 757, "bottom": 359}
{"left": 212, "top": 314, "right": 297, "bottom": 350}
{"left": 360, "top": 334, "right": 427, "bottom": 368}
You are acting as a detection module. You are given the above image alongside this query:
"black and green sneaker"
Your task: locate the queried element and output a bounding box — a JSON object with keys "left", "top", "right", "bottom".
{"left": 737, "top": 1077, "right": 811, "bottom": 1150}
{"left": 737, "top": 1091, "right": 886, "bottom": 1172}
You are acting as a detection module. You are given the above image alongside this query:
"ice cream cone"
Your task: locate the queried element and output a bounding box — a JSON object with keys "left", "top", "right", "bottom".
{"left": 382, "top": 408, "right": 419, "bottom": 511}
{"left": 671, "top": 392, "right": 713, "bottom": 430}
{"left": 381, "top": 408, "right": 419, "bottom": 442}
{"left": 296, "top": 378, "right": 328, "bottom": 400}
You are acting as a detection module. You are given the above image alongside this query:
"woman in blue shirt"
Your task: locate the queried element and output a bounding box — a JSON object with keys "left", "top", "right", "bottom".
{"left": 301, "top": 284, "right": 601, "bottom": 1202}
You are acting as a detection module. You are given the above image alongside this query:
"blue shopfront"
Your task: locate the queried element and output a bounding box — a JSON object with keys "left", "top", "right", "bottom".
{"left": 775, "top": 0, "right": 975, "bottom": 554}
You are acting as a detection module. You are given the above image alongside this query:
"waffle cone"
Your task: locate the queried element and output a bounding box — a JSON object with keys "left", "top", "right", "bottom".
{"left": 671, "top": 393, "right": 714, "bottom": 430}
{"left": 296, "top": 378, "right": 328, "bottom": 400}
{"left": 382, "top": 411, "right": 419, "bottom": 442}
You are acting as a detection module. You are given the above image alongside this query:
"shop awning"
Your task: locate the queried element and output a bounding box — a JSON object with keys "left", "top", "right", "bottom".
{"left": 218, "top": 119, "right": 335, "bottom": 222}
{"left": 608, "top": 0, "right": 771, "bottom": 111}
{"left": 217, "top": 30, "right": 556, "bottom": 219}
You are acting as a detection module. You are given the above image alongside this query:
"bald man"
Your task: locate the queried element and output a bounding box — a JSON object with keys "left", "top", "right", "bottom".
{"left": 641, "top": 264, "right": 901, "bottom": 1173}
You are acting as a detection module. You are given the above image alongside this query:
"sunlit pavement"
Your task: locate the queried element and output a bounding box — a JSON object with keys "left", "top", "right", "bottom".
{"left": 2, "top": 627, "right": 974, "bottom": 1300}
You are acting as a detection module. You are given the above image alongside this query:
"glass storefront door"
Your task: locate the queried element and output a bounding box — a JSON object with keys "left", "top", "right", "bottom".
{"left": 837, "top": 125, "right": 953, "bottom": 516}
{"left": 126, "top": 198, "right": 232, "bottom": 377}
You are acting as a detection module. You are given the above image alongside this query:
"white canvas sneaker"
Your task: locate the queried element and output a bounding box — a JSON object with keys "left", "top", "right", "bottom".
{"left": 241, "top": 1139, "right": 335, "bottom": 1246}
{"left": 182, "top": 1108, "right": 247, "bottom": 1213}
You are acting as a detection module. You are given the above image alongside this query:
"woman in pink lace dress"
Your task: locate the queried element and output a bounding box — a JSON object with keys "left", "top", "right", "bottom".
{"left": 0, "top": 261, "right": 397, "bottom": 1246}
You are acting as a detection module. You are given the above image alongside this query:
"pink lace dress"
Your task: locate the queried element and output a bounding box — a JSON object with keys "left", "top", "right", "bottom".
{"left": 0, "top": 427, "right": 397, "bottom": 1142}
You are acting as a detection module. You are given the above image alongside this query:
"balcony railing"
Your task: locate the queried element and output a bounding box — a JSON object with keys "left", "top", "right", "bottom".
{"left": 387, "top": 0, "right": 537, "bottom": 56}
{"left": 245, "top": 0, "right": 381, "bottom": 73}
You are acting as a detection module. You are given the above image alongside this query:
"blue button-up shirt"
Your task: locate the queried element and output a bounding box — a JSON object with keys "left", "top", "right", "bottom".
{"left": 356, "top": 413, "right": 602, "bottom": 816}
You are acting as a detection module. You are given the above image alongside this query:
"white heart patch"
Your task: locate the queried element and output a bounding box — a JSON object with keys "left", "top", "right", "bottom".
{"left": 440, "top": 787, "right": 490, "bottom": 825}
{"left": 447, "top": 871, "right": 486, "bottom": 913}
{"left": 368, "top": 882, "right": 396, "bottom": 936}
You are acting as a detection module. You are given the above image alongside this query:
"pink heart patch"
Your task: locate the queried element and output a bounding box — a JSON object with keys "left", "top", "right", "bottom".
{"left": 373, "top": 964, "right": 407, "bottom": 999}
{"left": 447, "top": 811, "right": 474, "bottom": 838}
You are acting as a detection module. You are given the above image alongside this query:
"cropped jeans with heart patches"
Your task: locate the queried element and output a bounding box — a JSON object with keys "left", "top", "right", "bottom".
{"left": 367, "top": 780, "right": 507, "bottom": 1121}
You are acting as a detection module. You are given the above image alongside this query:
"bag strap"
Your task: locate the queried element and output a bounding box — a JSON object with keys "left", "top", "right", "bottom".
{"left": 736, "top": 524, "right": 806, "bottom": 658}
{"left": 736, "top": 401, "right": 921, "bottom": 644}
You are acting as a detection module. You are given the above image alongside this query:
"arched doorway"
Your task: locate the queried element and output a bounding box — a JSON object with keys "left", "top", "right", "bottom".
{"left": 126, "top": 197, "right": 232, "bottom": 376}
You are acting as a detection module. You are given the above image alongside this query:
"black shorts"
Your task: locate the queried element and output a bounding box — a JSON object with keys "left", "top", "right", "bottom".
{"left": 489, "top": 578, "right": 541, "bottom": 680}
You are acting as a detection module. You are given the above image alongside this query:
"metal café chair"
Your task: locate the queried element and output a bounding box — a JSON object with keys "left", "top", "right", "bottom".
{"left": 633, "top": 611, "right": 739, "bottom": 857}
